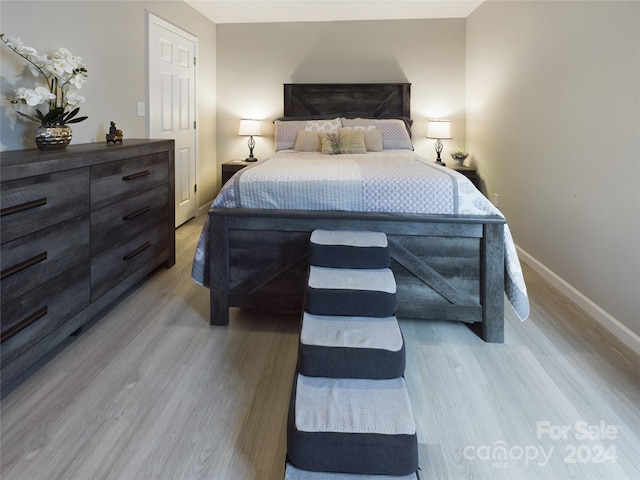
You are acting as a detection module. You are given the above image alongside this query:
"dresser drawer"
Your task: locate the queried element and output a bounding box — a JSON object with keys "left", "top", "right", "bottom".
{"left": 1, "top": 168, "right": 90, "bottom": 243}
{"left": 91, "top": 185, "right": 169, "bottom": 254}
{"left": 90, "top": 153, "right": 169, "bottom": 210}
{"left": 91, "top": 222, "right": 169, "bottom": 301}
{"left": 1, "top": 262, "right": 90, "bottom": 366}
{"left": 1, "top": 215, "right": 90, "bottom": 305}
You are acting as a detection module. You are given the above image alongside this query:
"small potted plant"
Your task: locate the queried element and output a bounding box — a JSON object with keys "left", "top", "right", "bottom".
{"left": 450, "top": 147, "right": 469, "bottom": 166}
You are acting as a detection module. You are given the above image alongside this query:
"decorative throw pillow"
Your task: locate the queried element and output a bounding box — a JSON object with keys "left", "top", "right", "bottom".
{"left": 305, "top": 118, "right": 341, "bottom": 132}
{"left": 338, "top": 129, "right": 367, "bottom": 154}
{"left": 361, "top": 129, "right": 383, "bottom": 152}
{"left": 319, "top": 132, "right": 343, "bottom": 154}
{"left": 294, "top": 130, "right": 321, "bottom": 152}
{"left": 341, "top": 127, "right": 383, "bottom": 152}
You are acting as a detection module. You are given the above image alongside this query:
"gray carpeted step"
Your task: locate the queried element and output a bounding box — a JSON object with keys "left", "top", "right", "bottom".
{"left": 309, "top": 229, "right": 390, "bottom": 269}
{"left": 305, "top": 266, "right": 397, "bottom": 318}
{"left": 284, "top": 462, "right": 420, "bottom": 479}
{"left": 287, "top": 373, "right": 418, "bottom": 476}
{"left": 298, "top": 312, "right": 405, "bottom": 379}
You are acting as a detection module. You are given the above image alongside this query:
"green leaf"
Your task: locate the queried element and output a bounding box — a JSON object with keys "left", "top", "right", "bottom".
{"left": 63, "top": 107, "right": 80, "bottom": 122}
{"left": 42, "top": 107, "right": 64, "bottom": 125}
{"left": 16, "top": 111, "right": 40, "bottom": 123}
{"left": 65, "top": 116, "right": 88, "bottom": 124}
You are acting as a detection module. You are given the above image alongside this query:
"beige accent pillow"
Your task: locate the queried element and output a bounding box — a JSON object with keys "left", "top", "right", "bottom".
{"left": 339, "top": 129, "right": 367, "bottom": 154}
{"left": 361, "top": 129, "right": 383, "bottom": 152}
{"left": 294, "top": 130, "right": 320, "bottom": 151}
{"left": 341, "top": 127, "right": 383, "bottom": 152}
{"left": 319, "top": 132, "right": 342, "bottom": 154}
{"left": 360, "top": 129, "right": 384, "bottom": 152}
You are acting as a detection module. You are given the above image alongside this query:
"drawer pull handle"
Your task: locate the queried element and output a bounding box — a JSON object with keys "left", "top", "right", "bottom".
{"left": 122, "top": 170, "right": 151, "bottom": 181}
{"left": 0, "top": 197, "right": 47, "bottom": 217}
{"left": 1, "top": 252, "right": 48, "bottom": 280}
{"left": 123, "top": 206, "right": 151, "bottom": 221}
{"left": 1, "top": 306, "right": 48, "bottom": 343}
{"left": 123, "top": 241, "right": 151, "bottom": 261}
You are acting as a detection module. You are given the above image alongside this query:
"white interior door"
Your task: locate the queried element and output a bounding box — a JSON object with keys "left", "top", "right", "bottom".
{"left": 148, "top": 14, "right": 198, "bottom": 227}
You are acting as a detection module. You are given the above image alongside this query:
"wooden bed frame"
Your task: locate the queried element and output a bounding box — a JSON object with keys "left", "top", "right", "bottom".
{"left": 207, "top": 84, "right": 506, "bottom": 343}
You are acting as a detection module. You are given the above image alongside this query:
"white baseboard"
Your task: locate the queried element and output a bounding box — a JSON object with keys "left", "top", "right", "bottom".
{"left": 516, "top": 246, "right": 640, "bottom": 357}
{"left": 197, "top": 200, "right": 214, "bottom": 217}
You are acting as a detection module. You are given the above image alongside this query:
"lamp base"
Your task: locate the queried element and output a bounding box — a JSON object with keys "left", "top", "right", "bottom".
{"left": 435, "top": 160, "right": 446, "bottom": 166}
{"left": 245, "top": 155, "right": 258, "bottom": 162}
{"left": 433, "top": 138, "right": 445, "bottom": 166}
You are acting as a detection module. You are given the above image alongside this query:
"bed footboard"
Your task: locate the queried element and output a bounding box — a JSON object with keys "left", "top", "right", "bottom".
{"left": 208, "top": 209, "right": 505, "bottom": 343}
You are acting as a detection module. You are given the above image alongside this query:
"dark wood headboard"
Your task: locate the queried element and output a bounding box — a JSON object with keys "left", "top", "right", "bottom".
{"left": 283, "top": 83, "right": 411, "bottom": 119}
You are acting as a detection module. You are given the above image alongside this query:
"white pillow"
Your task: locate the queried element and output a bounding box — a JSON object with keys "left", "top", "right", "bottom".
{"left": 374, "top": 119, "right": 413, "bottom": 150}
{"left": 341, "top": 117, "right": 376, "bottom": 129}
{"left": 275, "top": 120, "right": 308, "bottom": 151}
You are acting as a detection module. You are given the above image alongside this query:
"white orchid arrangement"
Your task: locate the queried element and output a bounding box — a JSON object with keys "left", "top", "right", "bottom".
{"left": 1, "top": 33, "right": 88, "bottom": 126}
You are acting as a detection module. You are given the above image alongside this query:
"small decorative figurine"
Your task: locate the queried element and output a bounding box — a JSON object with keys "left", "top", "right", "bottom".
{"left": 106, "top": 121, "right": 124, "bottom": 144}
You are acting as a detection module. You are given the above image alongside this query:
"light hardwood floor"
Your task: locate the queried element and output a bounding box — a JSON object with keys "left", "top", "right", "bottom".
{"left": 1, "top": 214, "right": 639, "bottom": 480}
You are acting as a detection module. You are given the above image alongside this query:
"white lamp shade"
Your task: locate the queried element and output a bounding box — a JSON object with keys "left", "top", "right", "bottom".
{"left": 238, "top": 119, "right": 262, "bottom": 136}
{"left": 426, "top": 120, "right": 452, "bottom": 139}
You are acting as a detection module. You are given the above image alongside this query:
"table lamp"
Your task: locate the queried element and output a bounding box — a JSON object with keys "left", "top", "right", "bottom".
{"left": 426, "top": 120, "right": 452, "bottom": 166}
{"left": 238, "top": 119, "right": 262, "bottom": 162}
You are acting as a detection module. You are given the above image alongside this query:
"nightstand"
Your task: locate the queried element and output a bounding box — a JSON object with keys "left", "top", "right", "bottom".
{"left": 448, "top": 164, "right": 479, "bottom": 189}
{"left": 221, "top": 160, "right": 254, "bottom": 186}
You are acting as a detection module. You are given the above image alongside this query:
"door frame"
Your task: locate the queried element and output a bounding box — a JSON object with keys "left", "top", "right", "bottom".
{"left": 147, "top": 13, "right": 199, "bottom": 226}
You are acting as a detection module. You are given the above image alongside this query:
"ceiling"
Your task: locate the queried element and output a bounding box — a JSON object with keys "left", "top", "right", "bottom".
{"left": 184, "top": 0, "right": 485, "bottom": 24}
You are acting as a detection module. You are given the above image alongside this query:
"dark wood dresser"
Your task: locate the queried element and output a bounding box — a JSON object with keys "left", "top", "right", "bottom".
{"left": 1, "top": 140, "right": 175, "bottom": 389}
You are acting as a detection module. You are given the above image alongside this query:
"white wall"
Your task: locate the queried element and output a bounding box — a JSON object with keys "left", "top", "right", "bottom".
{"left": 0, "top": 0, "right": 218, "bottom": 211}
{"left": 466, "top": 1, "right": 640, "bottom": 344}
{"left": 216, "top": 18, "right": 466, "bottom": 171}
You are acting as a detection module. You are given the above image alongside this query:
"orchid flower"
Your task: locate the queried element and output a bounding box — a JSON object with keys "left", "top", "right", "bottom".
{"left": 1, "top": 32, "right": 88, "bottom": 126}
